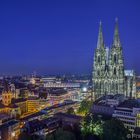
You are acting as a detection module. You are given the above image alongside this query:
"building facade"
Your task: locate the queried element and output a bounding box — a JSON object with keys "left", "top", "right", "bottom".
{"left": 112, "top": 99, "right": 140, "bottom": 132}
{"left": 90, "top": 94, "right": 125, "bottom": 116}
{"left": 93, "top": 19, "right": 136, "bottom": 99}
{"left": 125, "top": 70, "right": 136, "bottom": 98}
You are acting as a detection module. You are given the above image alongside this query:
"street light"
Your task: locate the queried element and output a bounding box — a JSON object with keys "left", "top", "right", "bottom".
{"left": 83, "top": 87, "right": 87, "bottom": 92}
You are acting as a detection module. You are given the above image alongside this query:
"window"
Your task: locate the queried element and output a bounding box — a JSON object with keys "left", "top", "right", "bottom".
{"left": 97, "top": 70, "right": 100, "bottom": 76}
{"left": 114, "top": 68, "right": 116, "bottom": 75}
{"left": 114, "top": 54, "right": 117, "bottom": 63}
{"left": 98, "top": 55, "right": 100, "bottom": 63}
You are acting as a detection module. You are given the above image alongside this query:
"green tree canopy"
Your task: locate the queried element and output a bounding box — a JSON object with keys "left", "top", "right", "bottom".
{"left": 77, "top": 99, "right": 92, "bottom": 116}
{"left": 101, "top": 118, "right": 130, "bottom": 140}
{"left": 67, "top": 107, "right": 75, "bottom": 115}
{"left": 81, "top": 114, "right": 103, "bottom": 137}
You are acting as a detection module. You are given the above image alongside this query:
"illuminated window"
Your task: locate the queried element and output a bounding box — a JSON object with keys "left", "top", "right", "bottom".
{"left": 137, "top": 114, "right": 140, "bottom": 127}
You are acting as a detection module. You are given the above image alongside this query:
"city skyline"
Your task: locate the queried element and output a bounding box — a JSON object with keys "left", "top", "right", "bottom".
{"left": 0, "top": 0, "right": 140, "bottom": 75}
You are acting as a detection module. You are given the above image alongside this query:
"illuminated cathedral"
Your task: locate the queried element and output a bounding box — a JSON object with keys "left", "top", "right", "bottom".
{"left": 93, "top": 19, "right": 136, "bottom": 99}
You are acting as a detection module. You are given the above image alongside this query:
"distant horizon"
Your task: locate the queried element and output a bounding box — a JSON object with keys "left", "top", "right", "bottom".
{"left": 0, "top": 73, "right": 92, "bottom": 77}
{"left": 0, "top": 0, "right": 140, "bottom": 75}
{"left": 1, "top": 72, "right": 140, "bottom": 78}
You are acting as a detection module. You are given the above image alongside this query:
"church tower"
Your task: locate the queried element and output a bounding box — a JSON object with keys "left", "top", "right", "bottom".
{"left": 108, "top": 18, "right": 125, "bottom": 94}
{"left": 93, "top": 22, "right": 106, "bottom": 99}
{"left": 93, "top": 19, "right": 127, "bottom": 99}
{"left": 2, "top": 81, "right": 13, "bottom": 106}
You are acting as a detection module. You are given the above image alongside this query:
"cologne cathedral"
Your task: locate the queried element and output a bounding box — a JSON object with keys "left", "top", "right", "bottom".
{"left": 93, "top": 19, "right": 136, "bottom": 99}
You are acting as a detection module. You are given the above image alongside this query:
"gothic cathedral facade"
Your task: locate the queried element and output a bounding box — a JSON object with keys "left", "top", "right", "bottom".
{"left": 93, "top": 19, "right": 136, "bottom": 99}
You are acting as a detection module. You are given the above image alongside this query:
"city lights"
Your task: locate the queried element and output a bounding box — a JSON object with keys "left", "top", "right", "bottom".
{"left": 0, "top": 1, "right": 139, "bottom": 140}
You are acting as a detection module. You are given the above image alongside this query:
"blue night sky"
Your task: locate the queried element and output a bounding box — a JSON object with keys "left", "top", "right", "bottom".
{"left": 0, "top": 0, "right": 140, "bottom": 75}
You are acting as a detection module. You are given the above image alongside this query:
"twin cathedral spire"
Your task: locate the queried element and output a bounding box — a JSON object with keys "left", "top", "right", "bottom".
{"left": 97, "top": 18, "right": 120, "bottom": 49}
{"left": 93, "top": 19, "right": 125, "bottom": 99}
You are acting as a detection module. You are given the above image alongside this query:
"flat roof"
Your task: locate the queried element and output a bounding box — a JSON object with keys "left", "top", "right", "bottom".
{"left": 54, "top": 112, "right": 82, "bottom": 120}
{"left": 118, "top": 99, "right": 140, "bottom": 108}
{"left": 0, "top": 120, "right": 19, "bottom": 130}
{"left": 20, "top": 111, "right": 45, "bottom": 121}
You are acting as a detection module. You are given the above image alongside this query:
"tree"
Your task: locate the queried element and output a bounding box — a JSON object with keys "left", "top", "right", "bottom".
{"left": 81, "top": 114, "right": 103, "bottom": 137}
{"left": 77, "top": 99, "right": 92, "bottom": 116}
{"left": 67, "top": 107, "right": 75, "bottom": 115}
{"left": 101, "top": 118, "right": 130, "bottom": 140}
{"left": 46, "top": 128, "right": 76, "bottom": 140}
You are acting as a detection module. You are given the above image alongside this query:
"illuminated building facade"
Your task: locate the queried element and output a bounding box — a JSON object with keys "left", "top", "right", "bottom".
{"left": 44, "top": 82, "right": 80, "bottom": 88}
{"left": 47, "top": 89, "right": 73, "bottom": 105}
{"left": 12, "top": 98, "right": 28, "bottom": 115}
{"left": 0, "top": 82, "right": 21, "bottom": 117}
{"left": 124, "top": 70, "right": 136, "bottom": 98}
{"left": 2, "top": 89, "right": 13, "bottom": 106}
{"left": 91, "top": 94, "right": 125, "bottom": 116}
{"left": 27, "top": 97, "right": 40, "bottom": 112}
{"left": 20, "top": 88, "right": 29, "bottom": 98}
{"left": 93, "top": 19, "right": 136, "bottom": 99}
{"left": 0, "top": 120, "right": 20, "bottom": 140}
{"left": 113, "top": 99, "right": 140, "bottom": 132}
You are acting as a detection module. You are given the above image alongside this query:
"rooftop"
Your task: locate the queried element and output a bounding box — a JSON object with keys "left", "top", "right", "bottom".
{"left": 124, "top": 70, "right": 134, "bottom": 76}
{"left": 20, "top": 111, "right": 45, "bottom": 121}
{"left": 0, "top": 102, "right": 6, "bottom": 108}
{"left": 49, "top": 88, "right": 68, "bottom": 96}
{"left": 93, "top": 94, "right": 124, "bottom": 106}
{"left": 28, "top": 96, "right": 39, "bottom": 100}
{"left": 0, "top": 120, "right": 19, "bottom": 130}
{"left": 8, "top": 103, "right": 18, "bottom": 108}
{"left": 27, "top": 119, "right": 44, "bottom": 128}
{"left": 118, "top": 99, "right": 140, "bottom": 108}
{"left": 0, "top": 113, "right": 10, "bottom": 119}
{"left": 54, "top": 112, "right": 82, "bottom": 120}
{"left": 11, "top": 98, "right": 27, "bottom": 104}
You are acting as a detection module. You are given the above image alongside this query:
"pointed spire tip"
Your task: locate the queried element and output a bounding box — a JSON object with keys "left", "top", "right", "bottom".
{"left": 99, "top": 20, "right": 102, "bottom": 26}
{"left": 115, "top": 17, "right": 118, "bottom": 22}
{"left": 97, "top": 20, "right": 104, "bottom": 49}
{"left": 113, "top": 17, "right": 121, "bottom": 47}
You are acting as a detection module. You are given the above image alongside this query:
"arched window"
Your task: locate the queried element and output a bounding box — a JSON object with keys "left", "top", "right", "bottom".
{"left": 114, "top": 54, "right": 117, "bottom": 63}
{"left": 97, "top": 70, "right": 100, "bottom": 76}
{"left": 98, "top": 55, "right": 100, "bottom": 63}
{"left": 114, "top": 68, "right": 116, "bottom": 75}
{"left": 116, "top": 83, "right": 118, "bottom": 93}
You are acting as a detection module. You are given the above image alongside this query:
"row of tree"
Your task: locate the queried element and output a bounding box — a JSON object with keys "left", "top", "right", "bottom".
{"left": 45, "top": 115, "right": 130, "bottom": 140}
{"left": 81, "top": 114, "right": 130, "bottom": 140}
